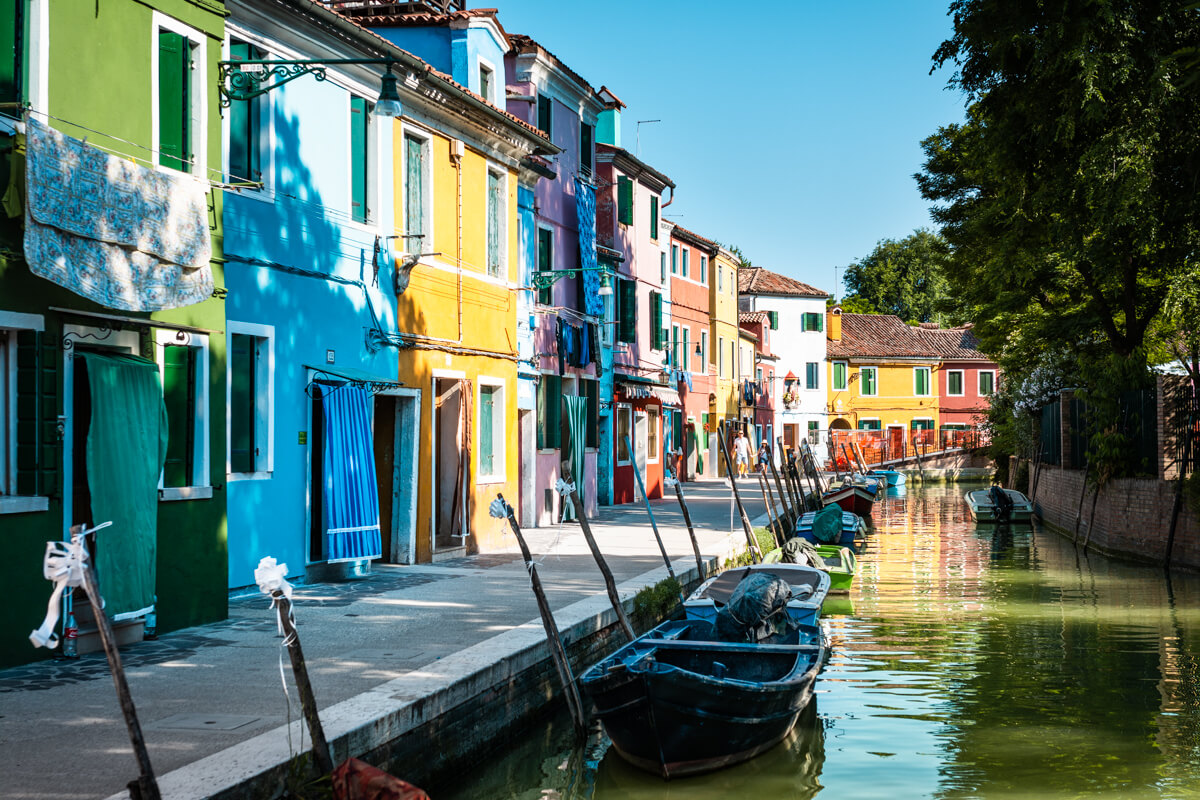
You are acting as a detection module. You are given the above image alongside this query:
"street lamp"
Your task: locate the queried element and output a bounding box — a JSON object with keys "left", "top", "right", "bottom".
{"left": 219, "top": 58, "right": 405, "bottom": 119}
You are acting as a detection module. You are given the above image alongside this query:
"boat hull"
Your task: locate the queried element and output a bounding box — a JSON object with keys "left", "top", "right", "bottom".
{"left": 965, "top": 488, "right": 1034, "bottom": 523}
{"left": 813, "top": 545, "right": 857, "bottom": 593}
{"left": 823, "top": 485, "right": 875, "bottom": 517}
{"left": 684, "top": 564, "right": 831, "bottom": 627}
{"left": 796, "top": 510, "right": 864, "bottom": 546}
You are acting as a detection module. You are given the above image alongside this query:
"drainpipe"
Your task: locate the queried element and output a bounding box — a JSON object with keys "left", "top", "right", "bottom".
{"left": 661, "top": 185, "right": 675, "bottom": 209}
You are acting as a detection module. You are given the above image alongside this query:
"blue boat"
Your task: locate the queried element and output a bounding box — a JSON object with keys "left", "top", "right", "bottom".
{"left": 684, "top": 564, "right": 831, "bottom": 627}
{"left": 580, "top": 617, "right": 826, "bottom": 778}
{"left": 796, "top": 509, "right": 867, "bottom": 546}
{"left": 867, "top": 469, "right": 906, "bottom": 487}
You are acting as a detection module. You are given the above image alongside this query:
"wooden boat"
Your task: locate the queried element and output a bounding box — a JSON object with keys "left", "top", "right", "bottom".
{"left": 822, "top": 477, "right": 878, "bottom": 517}
{"left": 580, "top": 617, "right": 826, "bottom": 778}
{"left": 867, "top": 469, "right": 905, "bottom": 487}
{"left": 965, "top": 486, "right": 1034, "bottom": 522}
{"left": 684, "top": 564, "right": 831, "bottom": 627}
{"left": 796, "top": 509, "right": 866, "bottom": 546}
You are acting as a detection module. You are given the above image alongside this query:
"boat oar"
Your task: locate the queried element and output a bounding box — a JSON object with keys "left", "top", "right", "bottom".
{"left": 253, "top": 557, "right": 333, "bottom": 775}
{"left": 623, "top": 437, "right": 681, "bottom": 592}
{"left": 491, "top": 495, "right": 587, "bottom": 739}
{"left": 557, "top": 467, "right": 636, "bottom": 642}
{"left": 665, "top": 466, "right": 706, "bottom": 579}
{"left": 717, "top": 422, "right": 762, "bottom": 563}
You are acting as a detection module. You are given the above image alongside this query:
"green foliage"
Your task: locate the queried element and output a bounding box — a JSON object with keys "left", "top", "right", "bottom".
{"left": 1077, "top": 350, "right": 1155, "bottom": 486}
{"left": 752, "top": 525, "right": 780, "bottom": 554}
{"left": 631, "top": 576, "right": 682, "bottom": 631}
{"left": 723, "top": 244, "right": 754, "bottom": 269}
{"left": 840, "top": 229, "right": 955, "bottom": 324}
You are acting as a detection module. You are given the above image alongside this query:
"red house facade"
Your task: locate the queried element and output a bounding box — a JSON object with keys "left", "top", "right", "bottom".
{"left": 669, "top": 225, "right": 719, "bottom": 480}
{"left": 926, "top": 325, "right": 998, "bottom": 446}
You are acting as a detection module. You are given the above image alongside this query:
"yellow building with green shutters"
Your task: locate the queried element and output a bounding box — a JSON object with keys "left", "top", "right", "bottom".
{"left": 826, "top": 310, "right": 940, "bottom": 454}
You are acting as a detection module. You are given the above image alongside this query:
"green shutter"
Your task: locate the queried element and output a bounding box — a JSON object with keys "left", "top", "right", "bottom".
{"left": 479, "top": 385, "right": 495, "bottom": 475}
{"left": 617, "top": 176, "right": 633, "bottom": 225}
{"left": 228, "top": 42, "right": 262, "bottom": 182}
{"left": 833, "top": 362, "right": 846, "bottom": 390}
{"left": 230, "top": 334, "right": 256, "bottom": 473}
{"left": 537, "top": 228, "right": 552, "bottom": 305}
{"left": 814, "top": 313, "right": 824, "bottom": 332}
{"left": 405, "top": 135, "right": 425, "bottom": 239}
{"left": 487, "top": 170, "right": 503, "bottom": 277}
{"left": 15, "top": 330, "right": 57, "bottom": 497}
{"left": 585, "top": 379, "right": 598, "bottom": 449}
{"left": 162, "top": 345, "right": 196, "bottom": 488}
{"left": 158, "top": 30, "right": 191, "bottom": 172}
{"left": 350, "top": 95, "right": 369, "bottom": 223}
{"left": 0, "top": 0, "right": 21, "bottom": 106}
{"left": 768, "top": 311, "right": 779, "bottom": 330}
{"left": 538, "top": 375, "right": 561, "bottom": 449}
{"left": 618, "top": 278, "right": 636, "bottom": 343}
{"left": 580, "top": 122, "right": 593, "bottom": 175}
{"left": 650, "top": 196, "right": 659, "bottom": 239}
{"left": 650, "top": 291, "right": 661, "bottom": 349}
{"left": 916, "top": 368, "right": 928, "bottom": 396}
{"left": 537, "top": 94, "right": 552, "bottom": 135}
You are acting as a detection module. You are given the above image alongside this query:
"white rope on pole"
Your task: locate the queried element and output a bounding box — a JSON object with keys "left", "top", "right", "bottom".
{"left": 30, "top": 521, "right": 112, "bottom": 649}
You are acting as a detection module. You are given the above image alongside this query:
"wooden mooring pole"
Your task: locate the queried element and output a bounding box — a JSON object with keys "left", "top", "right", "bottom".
{"left": 718, "top": 422, "right": 762, "bottom": 562}
{"left": 74, "top": 525, "right": 162, "bottom": 800}
{"left": 757, "top": 471, "right": 785, "bottom": 548}
{"left": 772, "top": 438, "right": 799, "bottom": 518}
{"left": 623, "top": 438, "right": 680, "bottom": 590}
{"left": 271, "top": 590, "right": 334, "bottom": 775}
{"left": 495, "top": 495, "right": 587, "bottom": 739}
{"left": 558, "top": 473, "right": 636, "bottom": 642}
{"left": 667, "top": 466, "right": 706, "bottom": 579}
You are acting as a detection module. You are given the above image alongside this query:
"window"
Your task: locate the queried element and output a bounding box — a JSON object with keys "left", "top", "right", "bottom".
{"left": 682, "top": 327, "right": 691, "bottom": 373}
{"left": 616, "top": 404, "right": 632, "bottom": 464}
{"left": 583, "top": 378, "right": 599, "bottom": 449}
{"left": 537, "top": 94, "right": 552, "bottom": 137}
{"left": 0, "top": 312, "right": 50, "bottom": 513}
{"left": 768, "top": 311, "right": 779, "bottom": 330}
{"left": 670, "top": 323, "right": 680, "bottom": 367}
{"left": 158, "top": 332, "right": 210, "bottom": 494}
{"left": 682, "top": 249, "right": 689, "bottom": 279}
{"left": 756, "top": 367, "right": 763, "bottom": 383}
{"left": 700, "top": 255, "right": 708, "bottom": 284}
{"left": 403, "top": 131, "right": 431, "bottom": 245}
{"left": 700, "top": 331, "right": 708, "bottom": 374}
{"left": 228, "top": 325, "right": 273, "bottom": 477}
{"left": 537, "top": 374, "right": 561, "bottom": 450}
{"left": 718, "top": 336, "right": 725, "bottom": 378}
{"left": 806, "top": 362, "right": 820, "bottom": 390}
{"left": 158, "top": 29, "right": 195, "bottom": 172}
{"left": 478, "top": 63, "right": 493, "bottom": 104}
{"left": 580, "top": 122, "right": 593, "bottom": 177}
{"left": 833, "top": 361, "right": 847, "bottom": 391}
{"left": 537, "top": 227, "right": 553, "bottom": 305}
{"left": 349, "top": 95, "right": 372, "bottom": 223}
{"left": 860, "top": 366, "right": 877, "bottom": 396}
{"left": 478, "top": 381, "right": 504, "bottom": 481}
{"left": 0, "top": 0, "right": 22, "bottom": 108}
{"left": 979, "top": 370, "right": 995, "bottom": 396}
{"left": 228, "top": 40, "right": 266, "bottom": 184}
{"left": 650, "top": 196, "right": 659, "bottom": 240}
{"left": 807, "top": 421, "right": 819, "bottom": 444}
{"left": 914, "top": 367, "right": 931, "bottom": 396}
{"left": 800, "top": 312, "right": 823, "bottom": 332}
{"left": 947, "top": 370, "right": 964, "bottom": 396}
{"left": 617, "top": 175, "right": 633, "bottom": 225}
{"left": 859, "top": 419, "right": 882, "bottom": 431}
{"left": 617, "top": 278, "right": 637, "bottom": 343}
{"left": 647, "top": 407, "right": 660, "bottom": 462}
{"left": 731, "top": 341, "right": 736, "bottom": 379}
{"left": 486, "top": 167, "right": 505, "bottom": 278}
{"left": 911, "top": 419, "right": 934, "bottom": 431}
{"left": 671, "top": 245, "right": 678, "bottom": 274}
{"left": 718, "top": 267, "right": 723, "bottom": 293}
{"left": 660, "top": 252, "right": 667, "bottom": 284}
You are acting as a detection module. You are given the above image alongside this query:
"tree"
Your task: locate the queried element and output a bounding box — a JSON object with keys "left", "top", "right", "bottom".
{"left": 839, "top": 229, "right": 953, "bottom": 324}
{"left": 916, "top": 0, "right": 1200, "bottom": 364}
{"left": 724, "top": 244, "right": 754, "bottom": 270}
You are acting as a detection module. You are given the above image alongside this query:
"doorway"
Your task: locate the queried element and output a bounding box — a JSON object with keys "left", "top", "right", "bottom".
{"left": 434, "top": 378, "right": 466, "bottom": 551}
{"left": 374, "top": 390, "right": 420, "bottom": 564}
{"left": 887, "top": 425, "right": 905, "bottom": 460}
{"left": 633, "top": 410, "right": 647, "bottom": 479}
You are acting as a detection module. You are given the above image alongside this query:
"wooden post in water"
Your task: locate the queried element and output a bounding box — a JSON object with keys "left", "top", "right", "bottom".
{"left": 1081, "top": 484, "right": 1102, "bottom": 553}
{"left": 718, "top": 422, "right": 762, "bottom": 562}
{"left": 667, "top": 466, "right": 706, "bottom": 579}
{"left": 1073, "top": 460, "right": 1092, "bottom": 544}
{"left": 73, "top": 525, "right": 162, "bottom": 800}
{"left": 622, "top": 439, "right": 680, "bottom": 588}
{"left": 768, "top": 452, "right": 794, "bottom": 523}
{"left": 271, "top": 590, "right": 334, "bottom": 775}
{"left": 758, "top": 471, "right": 785, "bottom": 547}
{"left": 773, "top": 438, "right": 800, "bottom": 518}
{"left": 495, "top": 495, "right": 587, "bottom": 739}
{"left": 558, "top": 471, "right": 636, "bottom": 642}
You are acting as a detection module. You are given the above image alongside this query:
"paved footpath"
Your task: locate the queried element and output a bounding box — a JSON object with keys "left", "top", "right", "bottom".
{"left": 0, "top": 477, "right": 776, "bottom": 800}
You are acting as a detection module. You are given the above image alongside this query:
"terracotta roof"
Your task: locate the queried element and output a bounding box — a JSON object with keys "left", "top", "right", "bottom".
{"left": 738, "top": 267, "right": 829, "bottom": 299}
{"left": 671, "top": 224, "right": 718, "bottom": 253}
{"left": 827, "top": 313, "right": 939, "bottom": 359}
{"left": 325, "top": 4, "right": 508, "bottom": 42}
{"left": 739, "top": 311, "right": 769, "bottom": 324}
{"left": 508, "top": 34, "right": 602, "bottom": 101}
{"left": 922, "top": 327, "right": 990, "bottom": 361}
{"left": 597, "top": 143, "right": 675, "bottom": 191}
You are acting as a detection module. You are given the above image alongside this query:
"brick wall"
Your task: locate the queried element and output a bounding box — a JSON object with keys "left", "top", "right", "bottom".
{"left": 1033, "top": 466, "right": 1200, "bottom": 569}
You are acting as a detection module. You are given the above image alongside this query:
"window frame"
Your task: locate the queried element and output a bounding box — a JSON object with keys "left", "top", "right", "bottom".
{"left": 682, "top": 248, "right": 689, "bottom": 279}
{"left": 155, "top": 330, "right": 211, "bottom": 500}
{"left": 914, "top": 366, "right": 932, "bottom": 397}
{"left": 579, "top": 120, "right": 594, "bottom": 177}
{"left": 660, "top": 251, "right": 667, "bottom": 285}
{"left": 718, "top": 336, "right": 725, "bottom": 378}
{"left": 536, "top": 224, "right": 554, "bottom": 306}
{"left": 226, "top": 321, "right": 274, "bottom": 481}
{"left": 152, "top": 12, "right": 208, "bottom": 176}
{"left": 860, "top": 366, "right": 878, "bottom": 397}
{"left": 806, "top": 361, "right": 820, "bottom": 390}
{"left": 401, "top": 124, "right": 434, "bottom": 254}
{"left": 477, "top": 59, "right": 495, "bottom": 105}
{"left": 858, "top": 418, "right": 882, "bottom": 431}
{"left": 348, "top": 93, "right": 374, "bottom": 225}
{"left": 224, "top": 35, "right": 273, "bottom": 193}
{"left": 646, "top": 405, "right": 660, "bottom": 463}
{"left": 700, "top": 330, "right": 708, "bottom": 374}
{"left": 832, "top": 360, "right": 848, "bottom": 391}
{"left": 979, "top": 369, "right": 996, "bottom": 396}
{"left": 536, "top": 93, "right": 553, "bottom": 138}
{"left": 650, "top": 195, "right": 659, "bottom": 241}
{"left": 947, "top": 369, "right": 965, "bottom": 397}
{"left": 485, "top": 163, "right": 508, "bottom": 279}
{"left": 537, "top": 372, "right": 562, "bottom": 452}
{"left": 476, "top": 377, "right": 506, "bottom": 483}
{"left": 671, "top": 245, "right": 678, "bottom": 274}
{"left": 700, "top": 255, "right": 708, "bottom": 285}
{"left": 616, "top": 403, "right": 632, "bottom": 466}
{"left": 0, "top": 311, "right": 48, "bottom": 514}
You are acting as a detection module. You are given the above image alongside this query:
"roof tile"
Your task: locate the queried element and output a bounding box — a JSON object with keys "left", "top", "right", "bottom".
{"left": 738, "top": 267, "right": 829, "bottom": 298}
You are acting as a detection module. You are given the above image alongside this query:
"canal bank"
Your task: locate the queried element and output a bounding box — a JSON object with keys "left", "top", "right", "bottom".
{"left": 0, "top": 479, "right": 766, "bottom": 800}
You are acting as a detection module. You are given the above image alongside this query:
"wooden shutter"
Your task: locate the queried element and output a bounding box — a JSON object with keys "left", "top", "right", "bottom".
{"left": 768, "top": 311, "right": 779, "bottom": 330}
{"left": 617, "top": 176, "right": 633, "bottom": 225}
{"left": 650, "top": 291, "right": 661, "bottom": 349}
{"left": 580, "top": 122, "right": 593, "bottom": 176}
{"left": 585, "top": 379, "right": 598, "bottom": 449}
{"left": 537, "top": 228, "right": 552, "bottom": 305}
{"left": 350, "top": 96, "right": 369, "bottom": 223}
{"left": 0, "top": 0, "right": 21, "bottom": 106}
{"left": 537, "top": 374, "right": 561, "bottom": 449}
{"left": 618, "top": 278, "right": 636, "bottom": 343}
{"left": 230, "top": 334, "right": 256, "bottom": 473}
{"left": 479, "top": 385, "right": 495, "bottom": 475}
{"left": 158, "top": 30, "right": 191, "bottom": 172}
{"left": 650, "top": 196, "right": 658, "bottom": 239}
{"left": 228, "top": 41, "right": 262, "bottom": 182}
{"left": 162, "top": 345, "right": 197, "bottom": 487}
{"left": 537, "top": 94, "right": 552, "bottom": 136}
{"left": 15, "top": 330, "right": 57, "bottom": 497}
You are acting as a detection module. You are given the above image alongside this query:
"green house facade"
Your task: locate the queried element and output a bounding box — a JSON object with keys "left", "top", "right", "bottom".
{"left": 0, "top": 0, "right": 227, "bottom": 668}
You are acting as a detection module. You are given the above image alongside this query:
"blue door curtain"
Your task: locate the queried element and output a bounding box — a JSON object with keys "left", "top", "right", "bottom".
{"left": 316, "top": 383, "right": 383, "bottom": 562}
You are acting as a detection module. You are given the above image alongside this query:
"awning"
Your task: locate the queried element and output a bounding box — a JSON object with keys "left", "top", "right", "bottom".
{"left": 617, "top": 377, "right": 680, "bottom": 406}
{"left": 305, "top": 364, "right": 404, "bottom": 394}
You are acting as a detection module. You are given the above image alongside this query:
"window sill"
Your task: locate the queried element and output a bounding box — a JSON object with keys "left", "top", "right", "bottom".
{"left": 476, "top": 475, "right": 507, "bottom": 486}
{"left": 159, "top": 486, "right": 214, "bottom": 502}
{"left": 227, "top": 470, "right": 273, "bottom": 482}
{"left": 0, "top": 496, "right": 50, "bottom": 515}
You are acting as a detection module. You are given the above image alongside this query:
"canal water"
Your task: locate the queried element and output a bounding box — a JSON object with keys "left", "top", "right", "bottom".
{"left": 434, "top": 484, "right": 1200, "bottom": 799}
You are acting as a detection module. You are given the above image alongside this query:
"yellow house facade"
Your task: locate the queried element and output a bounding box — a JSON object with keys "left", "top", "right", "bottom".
{"left": 391, "top": 104, "right": 554, "bottom": 561}
{"left": 826, "top": 310, "right": 940, "bottom": 452}
{"left": 709, "top": 247, "right": 742, "bottom": 473}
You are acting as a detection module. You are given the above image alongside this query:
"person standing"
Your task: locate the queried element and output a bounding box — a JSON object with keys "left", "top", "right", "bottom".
{"left": 757, "top": 441, "right": 770, "bottom": 474}
{"left": 734, "top": 429, "right": 751, "bottom": 478}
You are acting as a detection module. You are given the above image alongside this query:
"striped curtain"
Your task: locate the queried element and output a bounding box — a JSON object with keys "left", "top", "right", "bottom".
{"left": 316, "top": 383, "right": 382, "bottom": 563}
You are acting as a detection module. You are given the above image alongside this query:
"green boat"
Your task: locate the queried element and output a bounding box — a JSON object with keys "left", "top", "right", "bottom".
{"left": 763, "top": 543, "right": 857, "bottom": 594}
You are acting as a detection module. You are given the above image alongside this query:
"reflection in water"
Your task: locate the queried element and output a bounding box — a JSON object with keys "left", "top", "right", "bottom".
{"left": 436, "top": 485, "right": 1200, "bottom": 799}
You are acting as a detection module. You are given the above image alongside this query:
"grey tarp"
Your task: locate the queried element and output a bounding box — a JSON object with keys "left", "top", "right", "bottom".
{"left": 80, "top": 351, "right": 168, "bottom": 619}
{"left": 561, "top": 396, "right": 587, "bottom": 521}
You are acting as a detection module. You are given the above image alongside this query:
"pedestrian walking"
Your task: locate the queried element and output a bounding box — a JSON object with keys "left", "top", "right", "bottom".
{"left": 757, "top": 441, "right": 770, "bottom": 474}
{"left": 734, "top": 429, "right": 751, "bottom": 478}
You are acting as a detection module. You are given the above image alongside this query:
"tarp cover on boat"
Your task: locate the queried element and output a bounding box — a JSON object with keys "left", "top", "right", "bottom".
{"left": 811, "top": 503, "right": 844, "bottom": 544}
{"left": 716, "top": 573, "right": 794, "bottom": 643}
{"left": 782, "top": 537, "right": 822, "bottom": 566}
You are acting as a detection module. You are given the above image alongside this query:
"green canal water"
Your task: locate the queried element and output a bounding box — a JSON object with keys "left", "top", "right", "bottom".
{"left": 434, "top": 484, "right": 1200, "bottom": 799}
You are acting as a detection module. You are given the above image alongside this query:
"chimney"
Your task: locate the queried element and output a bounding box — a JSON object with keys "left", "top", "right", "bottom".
{"left": 596, "top": 86, "right": 625, "bottom": 147}
{"left": 828, "top": 307, "right": 842, "bottom": 341}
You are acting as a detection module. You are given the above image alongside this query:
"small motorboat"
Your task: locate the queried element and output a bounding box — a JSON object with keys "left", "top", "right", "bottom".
{"left": 867, "top": 469, "right": 905, "bottom": 488}
{"left": 796, "top": 507, "right": 867, "bottom": 546}
{"left": 822, "top": 476, "right": 878, "bottom": 517}
{"left": 581, "top": 593, "right": 826, "bottom": 778}
{"left": 685, "top": 563, "right": 831, "bottom": 627}
{"left": 965, "top": 486, "right": 1033, "bottom": 522}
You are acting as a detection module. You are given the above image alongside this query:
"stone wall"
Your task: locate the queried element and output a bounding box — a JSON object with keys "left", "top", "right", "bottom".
{"left": 1033, "top": 465, "right": 1200, "bottom": 569}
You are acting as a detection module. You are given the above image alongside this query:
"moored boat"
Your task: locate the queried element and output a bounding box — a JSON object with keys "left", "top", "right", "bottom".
{"left": 867, "top": 469, "right": 906, "bottom": 487}
{"left": 813, "top": 545, "right": 857, "bottom": 593}
{"left": 822, "top": 477, "right": 877, "bottom": 517}
{"left": 795, "top": 508, "right": 867, "bottom": 546}
{"left": 685, "top": 564, "right": 831, "bottom": 627}
{"left": 965, "top": 486, "right": 1034, "bottom": 522}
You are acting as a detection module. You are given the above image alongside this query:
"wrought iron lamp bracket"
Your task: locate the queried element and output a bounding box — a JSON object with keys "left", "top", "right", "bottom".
{"left": 218, "top": 59, "right": 400, "bottom": 108}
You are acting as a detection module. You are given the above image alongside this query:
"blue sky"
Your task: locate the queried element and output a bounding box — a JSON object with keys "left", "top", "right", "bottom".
{"left": 496, "top": 0, "right": 967, "bottom": 295}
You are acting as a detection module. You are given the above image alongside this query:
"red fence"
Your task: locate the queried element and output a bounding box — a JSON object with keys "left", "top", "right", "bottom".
{"left": 825, "top": 428, "right": 987, "bottom": 470}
